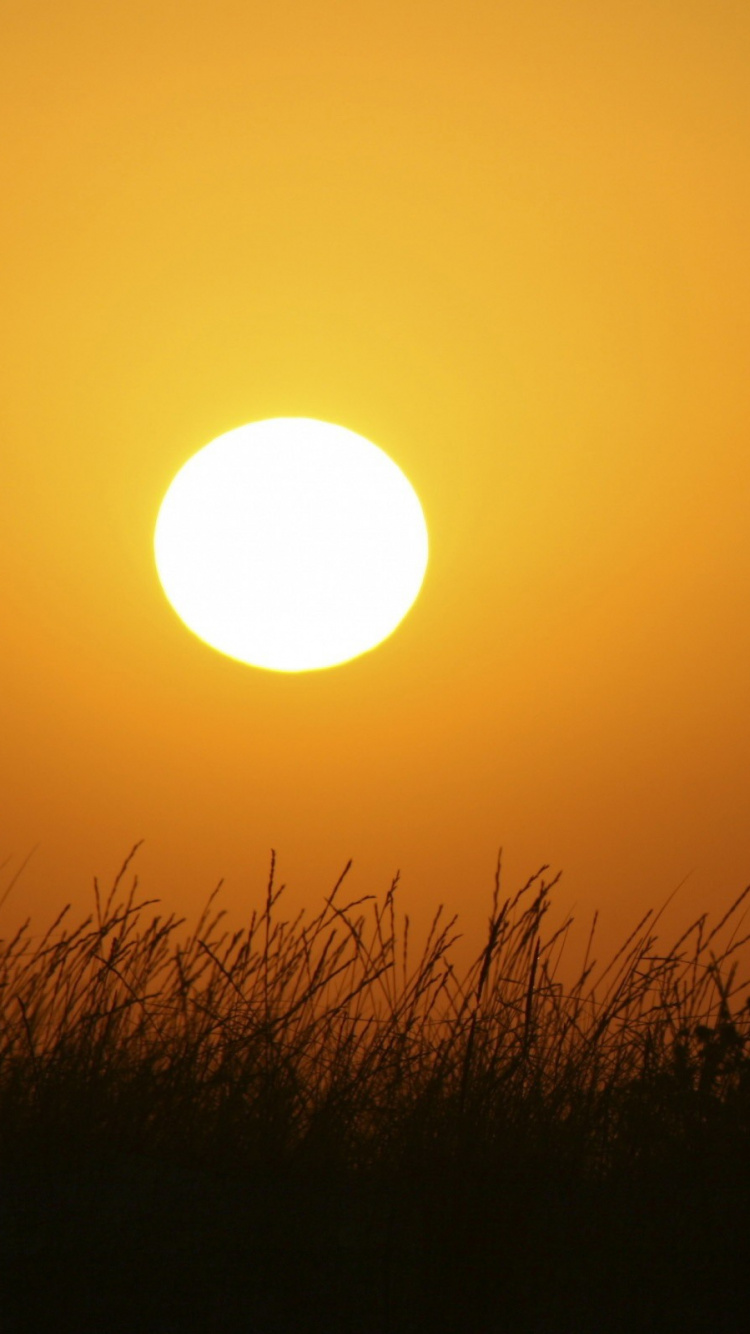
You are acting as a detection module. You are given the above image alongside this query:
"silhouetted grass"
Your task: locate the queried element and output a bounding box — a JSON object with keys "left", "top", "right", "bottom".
{"left": 2, "top": 845, "right": 750, "bottom": 1332}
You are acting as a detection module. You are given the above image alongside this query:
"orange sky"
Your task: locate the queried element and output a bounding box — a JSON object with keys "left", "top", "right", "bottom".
{"left": 2, "top": 0, "right": 750, "bottom": 985}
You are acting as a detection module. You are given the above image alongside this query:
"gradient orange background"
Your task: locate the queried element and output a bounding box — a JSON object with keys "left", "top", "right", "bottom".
{"left": 2, "top": 0, "right": 749, "bottom": 982}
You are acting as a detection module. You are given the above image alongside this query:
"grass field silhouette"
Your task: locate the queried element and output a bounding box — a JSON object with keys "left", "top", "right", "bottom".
{"left": 1, "top": 844, "right": 750, "bottom": 1332}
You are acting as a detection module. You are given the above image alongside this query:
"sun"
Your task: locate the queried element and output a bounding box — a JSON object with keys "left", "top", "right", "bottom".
{"left": 154, "top": 418, "right": 429, "bottom": 672}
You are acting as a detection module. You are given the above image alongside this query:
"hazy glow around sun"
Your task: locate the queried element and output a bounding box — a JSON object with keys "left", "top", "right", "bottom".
{"left": 154, "top": 418, "right": 429, "bottom": 672}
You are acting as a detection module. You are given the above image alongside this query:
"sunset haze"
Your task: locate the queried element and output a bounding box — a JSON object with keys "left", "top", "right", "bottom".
{"left": 2, "top": 0, "right": 749, "bottom": 980}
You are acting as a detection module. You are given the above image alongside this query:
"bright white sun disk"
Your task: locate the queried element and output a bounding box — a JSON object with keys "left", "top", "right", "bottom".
{"left": 154, "top": 418, "right": 429, "bottom": 671}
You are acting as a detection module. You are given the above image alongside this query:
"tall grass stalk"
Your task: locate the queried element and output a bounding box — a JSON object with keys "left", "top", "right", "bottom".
{"left": 2, "top": 844, "right": 750, "bottom": 1176}
{"left": 2, "top": 846, "right": 750, "bottom": 1330}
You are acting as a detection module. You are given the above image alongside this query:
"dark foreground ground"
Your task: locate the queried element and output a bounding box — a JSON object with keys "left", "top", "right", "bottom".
{"left": 1, "top": 1140, "right": 748, "bottom": 1334}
